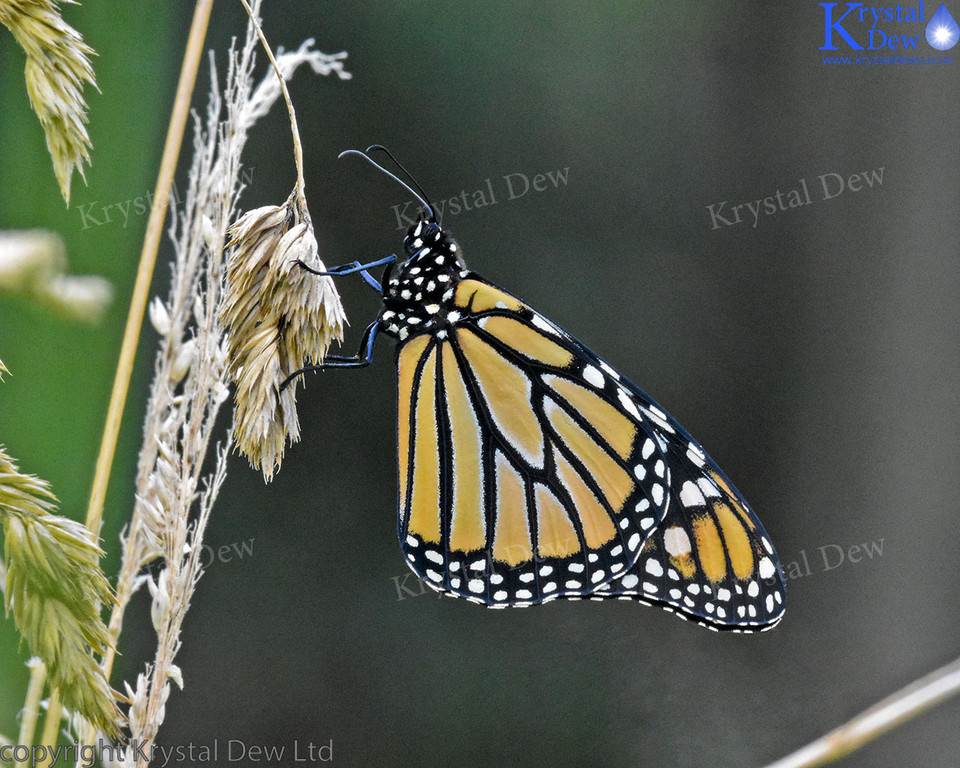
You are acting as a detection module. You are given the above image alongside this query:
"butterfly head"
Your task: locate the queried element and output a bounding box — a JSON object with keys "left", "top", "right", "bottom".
{"left": 400, "top": 215, "right": 465, "bottom": 269}
{"left": 403, "top": 215, "right": 445, "bottom": 254}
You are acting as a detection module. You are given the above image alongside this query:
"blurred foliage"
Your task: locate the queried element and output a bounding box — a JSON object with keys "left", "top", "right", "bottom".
{"left": 0, "top": 0, "right": 179, "bottom": 730}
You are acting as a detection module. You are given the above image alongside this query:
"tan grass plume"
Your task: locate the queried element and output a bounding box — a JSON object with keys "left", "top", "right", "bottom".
{"left": 221, "top": 194, "right": 344, "bottom": 481}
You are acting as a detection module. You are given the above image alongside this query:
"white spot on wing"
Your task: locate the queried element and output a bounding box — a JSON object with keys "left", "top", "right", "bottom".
{"left": 531, "top": 314, "right": 559, "bottom": 336}
{"left": 697, "top": 477, "right": 720, "bottom": 497}
{"left": 599, "top": 360, "right": 620, "bottom": 380}
{"left": 758, "top": 557, "right": 776, "bottom": 580}
{"left": 663, "top": 526, "right": 691, "bottom": 557}
{"left": 642, "top": 407, "right": 675, "bottom": 433}
{"left": 686, "top": 442, "right": 706, "bottom": 466}
{"left": 680, "top": 481, "right": 706, "bottom": 508}
{"left": 620, "top": 573, "right": 639, "bottom": 589}
{"left": 651, "top": 484, "right": 664, "bottom": 506}
{"left": 617, "top": 388, "right": 641, "bottom": 419}
{"left": 582, "top": 365, "right": 604, "bottom": 388}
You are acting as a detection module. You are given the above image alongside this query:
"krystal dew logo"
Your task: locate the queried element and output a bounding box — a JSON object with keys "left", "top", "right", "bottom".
{"left": 820, "top": 2, "right": 960, "bottom": 64}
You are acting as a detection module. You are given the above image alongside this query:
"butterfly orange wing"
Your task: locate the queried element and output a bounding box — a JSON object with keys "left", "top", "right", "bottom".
{"left": 397, "top": 277, "right": 675, "bottom": 606}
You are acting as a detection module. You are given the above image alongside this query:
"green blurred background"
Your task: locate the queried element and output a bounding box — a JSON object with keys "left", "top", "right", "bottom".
{"left": 2, "top": 2, "right": 959, "bottom": 766}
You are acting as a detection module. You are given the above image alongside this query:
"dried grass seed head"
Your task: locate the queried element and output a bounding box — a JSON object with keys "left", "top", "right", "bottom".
{"left": 221, "top": 195, "right": 345, "bottom": 481}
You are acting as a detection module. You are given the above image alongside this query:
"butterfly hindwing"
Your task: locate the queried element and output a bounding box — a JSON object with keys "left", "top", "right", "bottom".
{"left": 594, "top": 440, "right": 786, "bottom": 631}
{"left": 543, "top": 322, "right": 787, "bottom": 630}
{"left": 396, "top": 276, "right": 675, "bottom": 606}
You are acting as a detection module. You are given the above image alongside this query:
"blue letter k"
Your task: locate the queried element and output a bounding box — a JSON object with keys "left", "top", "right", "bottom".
{"left": 819, "top": 3, "right": 864, "bottom": 49}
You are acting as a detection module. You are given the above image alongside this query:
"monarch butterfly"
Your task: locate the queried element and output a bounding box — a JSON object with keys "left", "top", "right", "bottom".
{"left": 292, "top": 147, "right": 786, "bottom": 632}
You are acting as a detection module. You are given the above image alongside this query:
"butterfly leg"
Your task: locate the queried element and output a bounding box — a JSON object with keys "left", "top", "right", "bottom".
{"left": 279, "top": 320, "right": 381, "bottom": 391}
{"left": 295, "top": 255, "right": 396, "bottom": 292}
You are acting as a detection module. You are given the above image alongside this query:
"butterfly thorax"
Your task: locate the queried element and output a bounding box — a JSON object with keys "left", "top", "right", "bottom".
{"left": 380, "top": 218, "right": 466, "bottom": 341}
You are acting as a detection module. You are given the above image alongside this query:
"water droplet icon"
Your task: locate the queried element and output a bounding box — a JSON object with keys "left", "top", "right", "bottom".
{"left": 926, "top": 4, "right": 960, "bottom": 50}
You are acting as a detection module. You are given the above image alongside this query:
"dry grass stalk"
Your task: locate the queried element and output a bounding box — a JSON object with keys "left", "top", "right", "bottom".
{"left": 83, "top": 4, "right": 351, "bottom": 762}
{"left": 0, "top": 0, "right": 97, "bottom": 205}
{"left": 220, "top": 0, "right": 346, "bottom": 482}
{"left": 762, "top": 655, "right": 960, "bottom": 768}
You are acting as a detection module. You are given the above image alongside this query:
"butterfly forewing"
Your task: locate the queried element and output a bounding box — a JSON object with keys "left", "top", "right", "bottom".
{"left": 397, "top": 276, "right": 676, "bottom": 606}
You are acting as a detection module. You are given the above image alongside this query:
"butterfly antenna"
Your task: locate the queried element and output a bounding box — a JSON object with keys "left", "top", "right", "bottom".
{"left": 365, "top": 145, "right": 439, "bottom": 224}
{"left": 338, "top": 148, "right": 439, "bottom": 222}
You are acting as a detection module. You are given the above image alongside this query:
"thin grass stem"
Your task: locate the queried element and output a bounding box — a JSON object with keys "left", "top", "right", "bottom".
{"left": 84, "top": 0, "right": 215, "bottom": 537}
{"left": 34, "top": 688, "right": 60, "bottom": 768}
{"left": 15, "top": 661, "right": 45, "bottom": 764}
{"left": 73, "top": 0, "right": 214, "bottom": 751}
{"left": 762, "top": 656, "right": 960, "bottom": 768}
{"left": 238, "top": 0, "right": 307, "bottom": 205}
